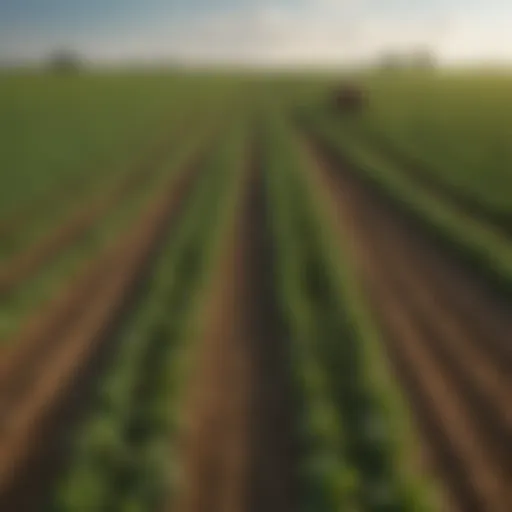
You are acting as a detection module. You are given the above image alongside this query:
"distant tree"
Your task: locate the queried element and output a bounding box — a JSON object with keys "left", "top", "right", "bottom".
{"left": 410, "top": 48, "right": 437, "bottom": 70}
{"left": 48, "top": 50, "right": 83, "bottom": 74}
{"left": 378, "top": 48, "right": 436, "bottom": 72}
{"left": 379, "top": 52, "right": 406, "bottom": 71}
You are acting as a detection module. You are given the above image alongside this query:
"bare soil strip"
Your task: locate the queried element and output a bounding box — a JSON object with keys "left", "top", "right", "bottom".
{"left": 0, "top": 113, "right": 180, "bottom": 241}
{"left": 352, "top": 127, "right": 512, "bottom": 236}
{"left": 0, "top": 147, "right": 207, "bottom": 511}
{"left": 301, "top": 132, "right": 512, "bottom": 512}
{"left": 0, "top": 127, "right": 179, "bottom": 297}
{"left": 174, "top": 142, "right": 295, "bottom": 512}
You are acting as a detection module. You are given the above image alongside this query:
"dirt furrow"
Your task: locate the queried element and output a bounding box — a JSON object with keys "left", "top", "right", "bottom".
{"left": 360, "top": 213, "right": 512, "bottom": 472}
{"left": 305, "top": 126, "right": 512, "bottom": 371}
{"left": 0, "top": 113, "right": 180, "bottom": 242}
{"left": 0, "top": 147, "right": 207, "bottom": 510}
{"left": 353, "top": 127, "right": 512, "bottom": 236}
{"left": 0, "top": 140, "right": 199, "bottom": 399}
{"left": 362, "top": 182, "right": 512, "bottom": 376}
{"left": 174, "top": 141, "right": 295, "bottom": 512}
{"left": 370, "top": 285, "right": 509, "bottom": 512}
{"left": 0, "top": 124, "right": 180, "bottom": 297}
{"left": 303, "top": 130, "right": 511, "bottom": 384}
{"left": 302, "top": 132, "right": 512, "bottom": 512}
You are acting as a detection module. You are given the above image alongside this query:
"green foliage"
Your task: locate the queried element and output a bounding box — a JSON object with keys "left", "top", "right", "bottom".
{"left": 5, "top": 72, "right": 504, "bottom": 511}
{"left": 50, "top": 122, "right": 246, "bottom": 512}
{"left": 0, "top": 127, "right": 209, "bottom": 343}
{"left": 343, "top": 73, "right": 512, "bottom": 213}
{"left": 264, "top": 110, "right": 438, "bottom": 510}
{"left": 0, "top": 73, "right": 236, "bottom": 218}
{"left": 305, "top": 110, "right": 512, "bottom": 297}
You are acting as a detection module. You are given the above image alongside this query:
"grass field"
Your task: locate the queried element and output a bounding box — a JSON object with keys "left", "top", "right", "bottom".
{"left": 0, "top": 70, "right": 510, "bottom": 512}
{"left": 355, "top": 73, "right": 512, "bottom": 212}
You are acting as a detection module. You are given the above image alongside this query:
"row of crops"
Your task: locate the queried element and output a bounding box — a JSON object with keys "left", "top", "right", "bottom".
{"left": 352, "top": 73, "right": 512, "bottom": 214}
{"left": 299, "top": 99, "right": 512, "bottom": 300}
{"left": 3, "top": 71, "right": 510, "bottom": 510}
{"left": 0, "top": 124, "right": 207, "bottom": 340}
{"left": 15, "top": 96, "right": 441, "bottom": 510}
{"left": 0, "top": 73, "right": 240, "bottom": 218}
{"left": 35, "top": 107, "right": 440, "bottom": 512}
{"left": 283, "top": 71, "right": 512, "bottom": 302}
{"left": 263, "top": 111, "right": 439, "bottom": 511}
{"left": 50, "top": 120, "right": 247, "bottom": 511}
{"left": 279, "top": 72, "right": 512, "bottom": 214}
{"left": 0, "top": 84, "right": 232, "bottom": 258}
{"left": 0, "top": 93, "right": 234, "bottom": 343}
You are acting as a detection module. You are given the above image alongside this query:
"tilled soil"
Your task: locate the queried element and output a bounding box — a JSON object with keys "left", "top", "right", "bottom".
{"left": 0, "top": 126, "right": 181, "bottom": 297}
{"left": 173, "top": 143, "right": 296, "bottom": 512}
{"left": 0, "top": 113, "right": 182, "bottom": 243}
{"left": 0, "top": 148, "right": 207, "bottom": 511}
{"left": 302, "top": 133, "right": 512, "bottom": 512}
{"left": 353, "top": 127, "right": 512, "bottom": 236}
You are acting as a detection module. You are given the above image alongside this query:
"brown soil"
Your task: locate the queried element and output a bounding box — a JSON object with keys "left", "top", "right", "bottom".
{"left": 0, "top": 124, "right": 181, "bottom": 298}
{"left": 0, "top": 113, "right": 181, "bottom": 242}
{"left": 350, "top": 126, "right": 512, "bottom": 236}
{"left": 301, "top": 133, "right": 512, "bottom": 512}
{"left": 173, "top": 141, "right": 296, "bottom": 512}
{"left": 0, "top": 147, "right": 207, "bottom": 511}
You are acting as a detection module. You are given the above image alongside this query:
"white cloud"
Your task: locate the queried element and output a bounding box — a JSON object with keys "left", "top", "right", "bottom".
{"left": 56, "top": 1, "right": 512, "bottom": 66}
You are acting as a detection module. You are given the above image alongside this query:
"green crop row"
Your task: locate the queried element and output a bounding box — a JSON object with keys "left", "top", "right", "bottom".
{"left": 49, "top": 119, "right": 246, "bottom": 512}
{"left": 0, "top": 73, "right": 239, "bottom": 218}
{"left": 0, "top": 92, "right": 231, "bottom": 262}
{"left": 278, "top": 72, "right": 512, "bottom": 214}
{"left": 0, "top": 114, "right": 222, "bottom": 345}
{"left": 263, "top": 109, "right": 355, "bottom": 511}
{"left": 264, "top": 108, "right": 439, "bottom": 511}
{"left": 301, "top": 109, "right": 512, "bottom": 299}
{"left": 354, "top": 73, "right": 512, "bottom": 213}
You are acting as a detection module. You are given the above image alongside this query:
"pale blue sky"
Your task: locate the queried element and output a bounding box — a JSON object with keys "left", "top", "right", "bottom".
{"left": 1, "top": 0, "right": 511, "bottom": 65}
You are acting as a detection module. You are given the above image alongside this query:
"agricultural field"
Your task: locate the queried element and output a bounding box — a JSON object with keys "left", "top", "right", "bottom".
{"left": 0, "top": 70, "right": 510, "bottom": 512}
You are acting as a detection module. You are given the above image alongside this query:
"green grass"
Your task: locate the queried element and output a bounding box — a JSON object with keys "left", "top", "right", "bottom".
{"left": 0, "top": 72, "right": 238, "bottom": 220}
{"left": 345, "top": 72, "right": 512, "bottom": 214}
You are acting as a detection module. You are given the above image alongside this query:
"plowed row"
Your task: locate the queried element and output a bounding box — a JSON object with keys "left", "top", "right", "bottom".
{"left": 174, "top": 141, "right": 295, "bottom": 512}
{"left": 303, "top": 132, "right": 512, "bottom": 512}
{"left": 0, "top": 145, "right": 207, "bottom": 510}
{"left": 0, "top": 123, "right": 186, "bottom": 296}
{"left": 352, "top": 128, "right": 512, "bottom": 236}
{"left": 2, "top": 104, "right": 510, "bottom": 512}
{"left": 0, "top": 112, "right": 182, "bottom": 243}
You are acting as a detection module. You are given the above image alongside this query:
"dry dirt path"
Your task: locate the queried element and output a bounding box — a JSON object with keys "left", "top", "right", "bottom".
{"left": 173, "top": 142, "right": 296, "bottom": 512}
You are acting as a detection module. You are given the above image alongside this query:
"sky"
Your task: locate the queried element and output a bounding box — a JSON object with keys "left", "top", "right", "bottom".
{"left": 1, "top": 0, "right": 511, "bottom": 66}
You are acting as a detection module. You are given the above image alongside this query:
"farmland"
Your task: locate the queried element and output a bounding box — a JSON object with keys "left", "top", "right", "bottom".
{"left": 0, "top": 70, "right": 510, "bottom": 511}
